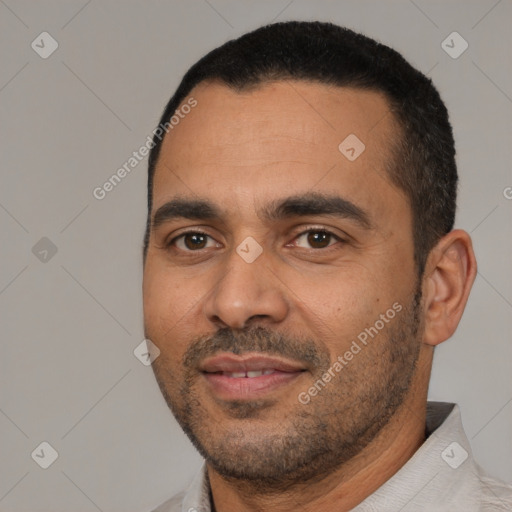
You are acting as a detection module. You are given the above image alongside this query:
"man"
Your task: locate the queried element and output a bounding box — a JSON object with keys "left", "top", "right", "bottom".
{"left": 142, "top": 21, "right": 512, "bottom": 511}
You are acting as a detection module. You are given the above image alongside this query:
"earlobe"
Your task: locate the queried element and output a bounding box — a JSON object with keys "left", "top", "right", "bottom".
{"left": 422, "top": 230, "right": 477, "bottom": 346}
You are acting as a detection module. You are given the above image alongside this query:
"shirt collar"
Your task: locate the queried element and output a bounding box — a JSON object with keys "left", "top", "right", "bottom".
{"left": 178, "top": 402, "right": 481, "bottom": 512}
{"left": 353, "top": 401, "right": 480, "bottom": 511}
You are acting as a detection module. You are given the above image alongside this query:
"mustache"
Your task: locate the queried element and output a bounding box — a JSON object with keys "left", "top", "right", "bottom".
{"left": 183, "top": 326, "right": 330, "bottom": 371}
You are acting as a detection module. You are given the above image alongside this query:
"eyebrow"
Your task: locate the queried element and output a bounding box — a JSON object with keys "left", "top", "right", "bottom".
{"left": 152, "top": 198, "right": 221, "bottom": 229}
{"left": 261, "top": 193, "right": 372, "bottom": 228}
{"left": 151, "top": 192, "right": 372, "bottom": 230}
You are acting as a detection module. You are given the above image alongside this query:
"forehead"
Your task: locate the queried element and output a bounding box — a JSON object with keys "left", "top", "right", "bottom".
{"left": 162, "top": 80, "right": 394, "bottom": 158}
{"left": 152, "top": 80, "right": 406, "bottom": 222}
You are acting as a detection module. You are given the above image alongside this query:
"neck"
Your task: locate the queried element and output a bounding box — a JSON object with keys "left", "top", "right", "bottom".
{"left": 208, "top": 350, "right": 432, "bottom": 512}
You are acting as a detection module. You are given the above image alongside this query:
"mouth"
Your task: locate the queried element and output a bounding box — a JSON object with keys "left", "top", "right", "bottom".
{"left": 199, "top": 353, "right": 307, "bottom": 399}
{"left": 216, "top": 369, "right": 279, "bottom": 378}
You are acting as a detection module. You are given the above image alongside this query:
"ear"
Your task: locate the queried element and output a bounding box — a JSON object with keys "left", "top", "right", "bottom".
{"left": 422, "top": 229, "right": 477, "bottom": 346}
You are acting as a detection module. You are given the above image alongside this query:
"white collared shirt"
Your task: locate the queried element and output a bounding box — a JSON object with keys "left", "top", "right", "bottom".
{"left": 152, "top": 402, "right": 512, "bottom": 511}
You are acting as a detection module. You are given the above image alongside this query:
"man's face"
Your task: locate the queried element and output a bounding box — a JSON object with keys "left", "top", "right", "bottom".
{"left": 143, "top": 81, "right": 423, "bottom": 486}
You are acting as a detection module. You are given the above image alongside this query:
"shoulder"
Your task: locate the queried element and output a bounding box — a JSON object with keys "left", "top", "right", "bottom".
{"left": 150, "top": 491, "right": 186, "bottom": 512}
{"left": 475, "top": 465, "right": 512, "bottom": 511}
{"left": 149, "top": 463, "right": 209, "bottom": 512}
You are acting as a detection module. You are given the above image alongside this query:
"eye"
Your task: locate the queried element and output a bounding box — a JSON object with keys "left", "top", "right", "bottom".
{"left": 170, "top": 231, "right": 219, "bottom": 251}
{"left": 293, "top": 229, "right": 342, "bottom": 250}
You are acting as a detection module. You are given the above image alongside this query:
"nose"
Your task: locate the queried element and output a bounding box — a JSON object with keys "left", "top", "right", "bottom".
{"left": 202, "top": 246, "right": 289, "bottom": 330}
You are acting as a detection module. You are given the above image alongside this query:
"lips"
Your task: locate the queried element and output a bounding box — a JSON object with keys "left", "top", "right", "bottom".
{"left": 217, "top": 369, "right": 278, "bottom": 378}
{"left": 199, "top": 353, "right": 307, "bottom": 399}
{"left": 200, "top": 354, "right": 306, "bottom": 374}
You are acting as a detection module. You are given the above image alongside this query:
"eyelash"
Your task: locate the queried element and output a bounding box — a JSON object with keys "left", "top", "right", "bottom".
{"left": 166, "top": 227, "right": 345, "bottom": 252}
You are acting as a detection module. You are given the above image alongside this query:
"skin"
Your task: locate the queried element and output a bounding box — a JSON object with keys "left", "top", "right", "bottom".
{"left": 143, "top": 80, "right": 477, "bottom": 512}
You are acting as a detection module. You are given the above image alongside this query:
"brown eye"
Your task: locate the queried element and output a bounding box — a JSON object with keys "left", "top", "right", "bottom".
{"left": 171, "top": 232, "right": 218, "bottom": 251}
{"left": 308, "top": 231, "right": 331, "bottom": 248}
{"left": 184, "top": 233, "right": 207, "bottom": 250}
{"left": 295, "top": 230, "right": 339, "bottom": 249}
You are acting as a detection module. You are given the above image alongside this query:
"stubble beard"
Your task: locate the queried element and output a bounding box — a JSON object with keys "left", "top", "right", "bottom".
{"left": 149, "top": 288, "right": 422, "bottom": 491}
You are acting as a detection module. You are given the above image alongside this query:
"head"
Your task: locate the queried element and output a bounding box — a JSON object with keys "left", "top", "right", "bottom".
{"left": 143, "top": 21, "right": 458, "bottom": 275}
{"left": 142, "top": 21, "right": 476, "bottom": 488}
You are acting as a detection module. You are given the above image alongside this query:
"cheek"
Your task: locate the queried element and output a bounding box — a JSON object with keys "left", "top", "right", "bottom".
{"left": 287, "top": 267, "right": 398, "bottom": 355}
{"left": 143, "top": 271, "right": 168, "bottom": 329}
{"left": 294, "top": 261, "right": 382, "bottom": 310}
{"left": 143, "top": 262, "right": 216, "bottom": 365}
{"left": 143, "top": 265, "right": 190, "bottom": 340}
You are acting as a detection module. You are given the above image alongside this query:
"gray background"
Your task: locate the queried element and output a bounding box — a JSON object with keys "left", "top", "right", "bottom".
{"left": 1, "top": 1, "right": 511, "bottom": 511}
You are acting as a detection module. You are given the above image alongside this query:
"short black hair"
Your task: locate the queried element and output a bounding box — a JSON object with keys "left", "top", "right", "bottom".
{"left": 144, "top": 21, "right": 457, "bottom": 275}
